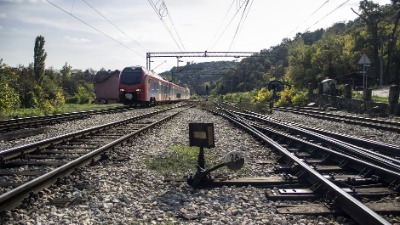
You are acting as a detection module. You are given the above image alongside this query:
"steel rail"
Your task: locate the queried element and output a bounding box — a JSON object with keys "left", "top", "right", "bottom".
{"left": 243, "top": 109, "right": 400, "bottom": 157}
{"left": 208, "top": 107, "right": 391, "bottom": 225}
{"left": 224, "top": 110, "right": 400, "bottom": 180}
{"left": 0, "top": 107, "right": 174, "bottom": 161}
{"left": 234, "top": 111, "right": 400, "bottom": 172}
{"left": 278, "top": 107, "right": 400, "bottom": 127}
{"left": 0, "top": 109, "right": 184, "bottom": 211}
{"left": 219, "top": 110, "right": 390, "bottom": 224}
{"left": 0, "top": 106, "right": 131, "bottom": 133}
{"left": 273, "top": 107, "right": 400, "bottom": 133}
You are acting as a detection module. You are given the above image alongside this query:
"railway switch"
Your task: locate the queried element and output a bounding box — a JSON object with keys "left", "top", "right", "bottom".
{"left": 187, "top": 123, "right": 244, "bottom": 188}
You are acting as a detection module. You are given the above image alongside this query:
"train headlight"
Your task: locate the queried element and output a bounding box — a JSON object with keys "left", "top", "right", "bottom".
{"left": 136, "top": 88, "right": 142, "bottom": 92}
{"left": 119, "top": 88, "right": 125, "bottom": 92}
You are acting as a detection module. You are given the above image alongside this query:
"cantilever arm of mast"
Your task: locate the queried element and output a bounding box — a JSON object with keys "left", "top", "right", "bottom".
{"left": 146, "top": 51, "right": 259, "bottom": 70}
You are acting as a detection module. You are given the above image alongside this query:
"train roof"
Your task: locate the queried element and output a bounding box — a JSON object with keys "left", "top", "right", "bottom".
{"left": 123, "top": 66, "right": 165, "bottom": 80}
{"left": 123, "top": 66, "right": 188, "bottom": 89}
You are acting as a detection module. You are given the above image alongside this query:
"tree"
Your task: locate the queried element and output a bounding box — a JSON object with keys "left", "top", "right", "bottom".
{"left": 33, "top": 35, "right": 47, "bottom": 83}
{"left": 352, "top": 1, "right": 384, "bottom": 85}
{"left": 385, "top": 1, "right": 400, "bottom": 83}
{"left": 0, "top": 61, "right": 20, "bottom": 115}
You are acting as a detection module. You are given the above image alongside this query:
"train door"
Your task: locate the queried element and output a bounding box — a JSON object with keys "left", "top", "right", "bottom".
{"left": 167, "top": 84, "right": 172, "bottom": 101}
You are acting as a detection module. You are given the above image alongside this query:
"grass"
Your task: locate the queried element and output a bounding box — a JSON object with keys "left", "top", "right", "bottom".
{"left": 145, "top": 145, "right": 249, "bottom": 177}
{"left": 352, "top": 92, "right": 390, "bottom": 103}
{"left": 0, "top": 103, "right": 124, "bottom": 120}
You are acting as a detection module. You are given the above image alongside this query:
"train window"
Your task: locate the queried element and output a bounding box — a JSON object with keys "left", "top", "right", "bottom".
{"left": 120, "top": 69, "right": 142, "bottom": 85}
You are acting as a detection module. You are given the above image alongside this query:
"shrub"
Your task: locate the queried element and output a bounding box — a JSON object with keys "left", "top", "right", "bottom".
{"left": 39, "top": 100, "right": 55, "bottom": 115}
{"left": 292, "top": 91, "right": 308, "bottom": 107}
{"left": 0, "top": 82, "right": 20, "bottom": 114}
{"left": 275, "top": 86, "right": 295, "bottom": 107}
{"left": 67, "top": 84, "right": 94, "bottom": 104}
{"left": 252, "top": 87, "right": 273, "bottom": 103}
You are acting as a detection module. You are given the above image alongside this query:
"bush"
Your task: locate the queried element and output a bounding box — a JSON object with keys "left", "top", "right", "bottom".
{"left": 252, "top": 87, "right": 273, "bottom": 103}
{"left": 39, "top": 100, "right": 55, "bottom": 115}
{"left": 67, "top": 84, "right": 94, "bottom": 104}
{"left": 275, "top": 86, "right": 295, "bottom": 107}
{"left": 292, "top": 91, "right": 308, "bottom": 107}
{"left": 0, "top": 82, "right": 20, "bottom": 114}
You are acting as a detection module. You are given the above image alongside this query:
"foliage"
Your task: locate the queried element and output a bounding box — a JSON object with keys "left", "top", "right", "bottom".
{"left": 212, "top": 1, "right": 399, "bottom": 94}
{"left": 292, "top": 91, "right": 308, "bottom": 107}
{"left": 39, "top": 100, "right": 55, "bottom": 115}
{"left": 0, "top": 83, "right": 20, "bottom": 115}
{"left": 160, "top": 61, "right": 237, "bottom": 96}
{"left": 222, "top": 90, "right": 256, "bottom": 104}
{"left": 67, "top": 84, "right": 95, "bottom": 104}
{"left": 0, "top": 61, "right": 21, "bottom": 114}
{"left": 33, "top": 35, "right": 47, "bottom": 83}
{"left": 252, "top": 87, "right": 273, "bottom": 103}
{"left": 275, "top": 86, "right": 296, "bottom": 107}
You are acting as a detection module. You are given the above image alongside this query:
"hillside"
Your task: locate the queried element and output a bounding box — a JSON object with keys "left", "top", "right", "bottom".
{"left": 160, "top": 61, "right": 238, "bottom": 95}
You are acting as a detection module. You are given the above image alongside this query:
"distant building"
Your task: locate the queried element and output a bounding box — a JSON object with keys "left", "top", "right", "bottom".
{"left": 94, "top": 70, "right": 120, "bottom": 104}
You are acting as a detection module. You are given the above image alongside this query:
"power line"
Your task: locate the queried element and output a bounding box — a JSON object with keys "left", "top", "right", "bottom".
{"left": 81, "top": 0, "right": 149, "bottom": 52}
{"left": 304, "top": 0, "right": 350, "bottom": 32}
{"left": 208, "top": 0, "right": 249, "bottom": 51}
{"left": 228, "top": 0, "right": 254, "bottom": 51}
{"left": 286, "top": 0, "right": 330, "bottom": 37}
{"left": 164, "top": 3, "right": 186, "bottom": 51}
{"left": 44, "top": 0, "right": 144, "bottom": 58}
{"left": 147, "top": 0, "right": 185, "bottom": 51}
{"left": 207, "top": 0, "right": 236, "bottom": 50}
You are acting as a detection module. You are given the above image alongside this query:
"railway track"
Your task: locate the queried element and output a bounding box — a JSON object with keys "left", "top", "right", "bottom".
{"left": 273, "top": 106, "right": 400, "bottom": 133}
{"left": 0, "top": 106, "right": 131, "bottom": 140}
{"left": 0, "top": 105, "right": 190, "bottom": 212}
{"left": 201, "top": 103, "right": 400, "bottom": 225}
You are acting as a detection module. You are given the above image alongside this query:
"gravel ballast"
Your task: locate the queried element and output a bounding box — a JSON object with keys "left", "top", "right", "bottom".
{"left": 1, "top": 107, "right": 399, "bottom": 224}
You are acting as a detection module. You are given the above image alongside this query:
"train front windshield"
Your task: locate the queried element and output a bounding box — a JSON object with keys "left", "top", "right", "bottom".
{"left": 120, "top": 68, "right": 142, "bottom": 85}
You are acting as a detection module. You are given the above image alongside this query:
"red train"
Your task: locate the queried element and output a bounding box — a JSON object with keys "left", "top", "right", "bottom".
{"left": 119, "top": 66, "right": 190, "bottom": 106}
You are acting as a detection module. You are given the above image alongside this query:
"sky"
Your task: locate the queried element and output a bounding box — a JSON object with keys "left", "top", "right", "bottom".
{"left": 0, "top": 0, "right": 393, "bottom": 73}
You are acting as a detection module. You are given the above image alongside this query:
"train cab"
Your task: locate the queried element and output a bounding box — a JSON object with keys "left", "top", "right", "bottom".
{"left": 119, "top": 66, "right": 147, "bottom": 105}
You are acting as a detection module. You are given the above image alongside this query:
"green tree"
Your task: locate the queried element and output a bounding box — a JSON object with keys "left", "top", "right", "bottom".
{"left": 352, "top": 1, "right": 385, "bottom": 85}
{"left": 34, "top": 35, "right": 47, "bottom": 83}
{"left": 0, "top": 61, "right": 21, "bottom": 115}
{"left": 60, "top": 62, "right": 73, "bottom": 97}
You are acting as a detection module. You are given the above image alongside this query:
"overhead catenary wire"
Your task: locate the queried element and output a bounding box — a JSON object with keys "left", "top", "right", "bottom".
{"left": 303, "top": 0, "right": 351, "bottom": 32}
{"left": 164, "top": 4, "right": 186, "bottom": 51}
{"left": 44, "top": 0, "right": 144, "bottom": 58}
{"left": 228, "top": 0, "right": 254, "bottom": 51}
{"left": 81, "top": 0, "right": 149, "bottom": 52}
{"left": 147, "top": 0, "right": 186, "bottom": 52}
{"left": 207, "top": 0, "right": 236, "bottom": 51}
{"left": 286, "top": 0, "right": 330, "bottom": 37}
{"left": 208, "top": 0, "right": 249, "bottom": 51}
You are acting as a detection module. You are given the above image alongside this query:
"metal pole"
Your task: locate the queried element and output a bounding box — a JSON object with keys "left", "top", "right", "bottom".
{"left": 146, "top": 53, "right": 151, "bottom": 70}
{"left": 363, "top": 63, "right": 366, "bottom": 99}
